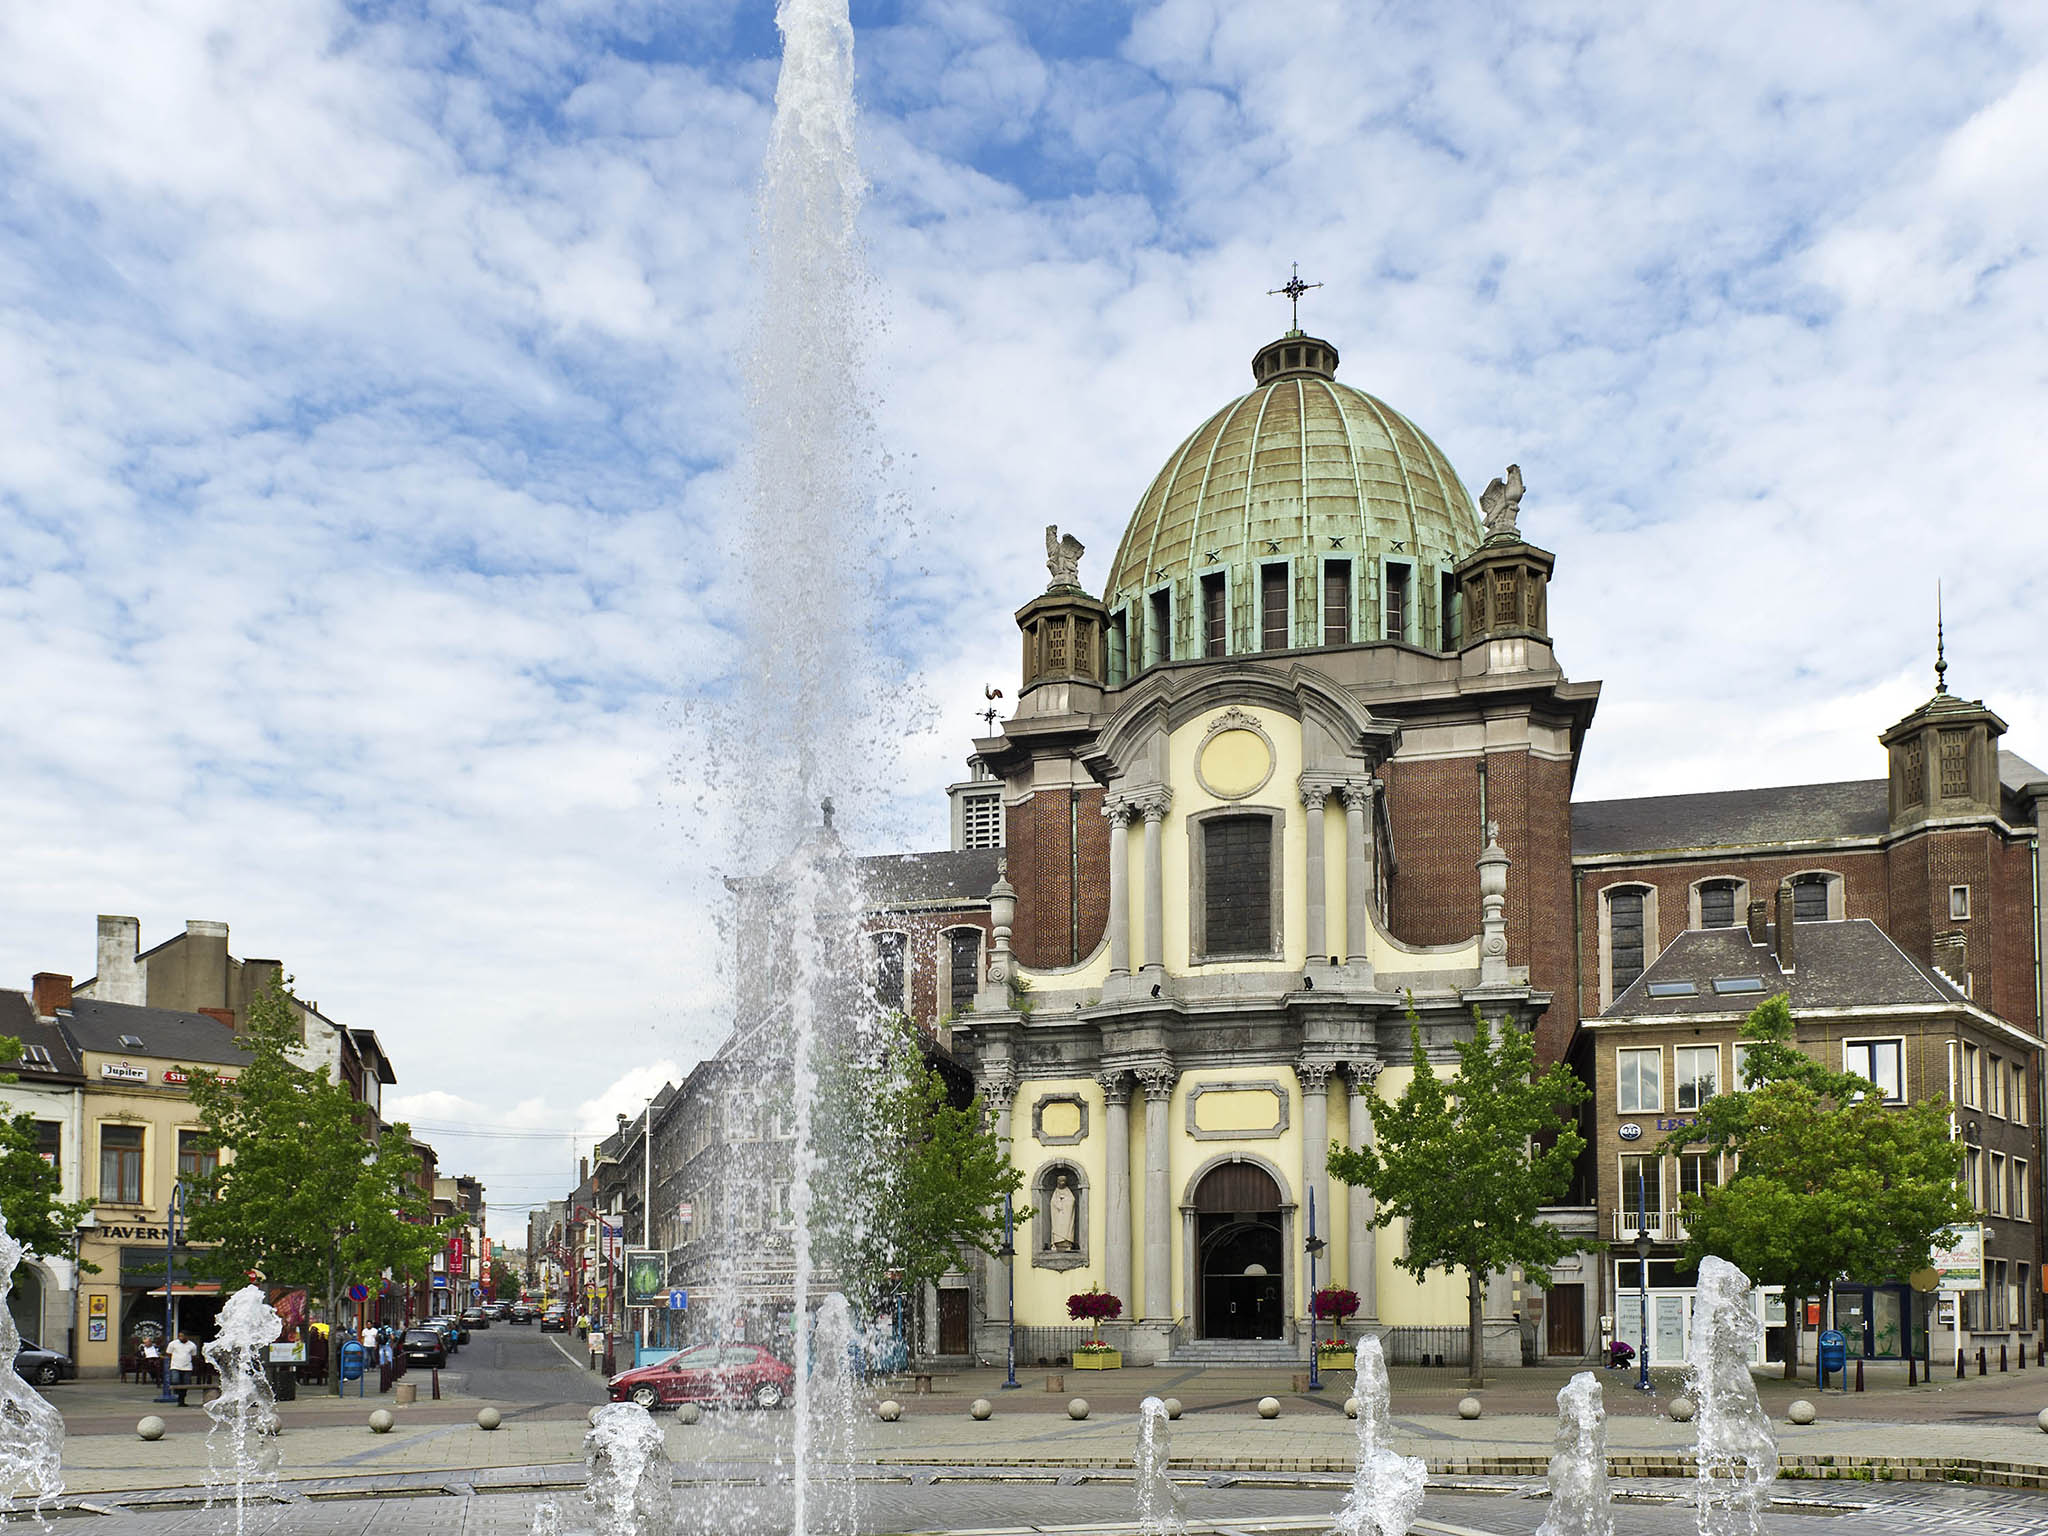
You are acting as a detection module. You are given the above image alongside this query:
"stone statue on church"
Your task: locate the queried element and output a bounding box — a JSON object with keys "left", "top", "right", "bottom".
{"left": 1479, "top": 464, "right": 1524, "bottom": 542}
{"left": 1047, "top": 1172, "right": 1078, "bottom": 1250}
{"left": 1045, "top": 525, "right": 1085, "bottom": 588}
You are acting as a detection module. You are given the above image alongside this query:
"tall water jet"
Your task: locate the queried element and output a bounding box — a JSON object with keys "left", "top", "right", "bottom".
{"left": 1133, "top": 1396, "right": 1186, "bottom": 1536}
{"left": 0, "top": 1213, "right": 63, "bottom": 1525}
{"left": 1685, "top": 1256, "right": 1777, "bottom": 1536}
{"left": 1333, "top": 1336, "right": 1426, "bottom": 1536}
{"left": 203, "top": 1283, "right": 282, "bottom": 1536}
{"left": 583, "top": 1403, "right": 674, "bottom": 1536}
{"left": 1535, "top": 1372, "right": 1613, "bottom": 1536}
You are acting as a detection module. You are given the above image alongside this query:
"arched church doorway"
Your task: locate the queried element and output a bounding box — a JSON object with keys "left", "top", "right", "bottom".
{"left": 1194, "top": 1161, "right": 1284, "bottom": 1340}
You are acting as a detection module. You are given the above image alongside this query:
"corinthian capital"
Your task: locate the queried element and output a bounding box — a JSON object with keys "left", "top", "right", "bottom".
{"left": 1094, "top": 1069, "right": 1130, "bottom": 1106}
{"left": 1102, "top": 798, "right": 1137, "bottom": 828}
{"left": 1296, "top": 1056, "right": 1337, "bottom": 1093}
{"left": 1339, "top": 779, "right": 1378, "bottom": 814}
{"left": 1134, "top": 1063, "right": 1178, "bottom": 1101}
{"left": 1132, "top": 787, "right": 1174, "bottom": 823}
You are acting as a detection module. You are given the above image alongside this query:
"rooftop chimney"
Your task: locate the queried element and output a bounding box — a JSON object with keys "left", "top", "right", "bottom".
{"left": 1774, "top": 881, "right": 1796, "bottom": 972}
{"left": 31, "top": 973, "right": 71, "bottom": 1017}
{"left": 1746, "top": 899, "right": 1769, "bottom": 946}
{"left": 199, "top": 1006, "right": 236, "bottom": 1029}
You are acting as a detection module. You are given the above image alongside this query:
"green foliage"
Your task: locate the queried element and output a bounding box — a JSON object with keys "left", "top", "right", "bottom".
{"left": 489, "top": 1257, "right": 520, "bottom": 1300}
{"left": 1667, "top": 995, "right": 1971, "bottom": 1346}
{"left": 1327, "top": 1002, "right": 1588, "bottom": 1385}
{"left": 185, "top": 976, "right": 449, "bottom": 1317}
{"left": 810, "top": 1020, "right": 1028, "bottom": 1312}
{"left": 0, "top": 1035, "right": 95, "bottom": 1264}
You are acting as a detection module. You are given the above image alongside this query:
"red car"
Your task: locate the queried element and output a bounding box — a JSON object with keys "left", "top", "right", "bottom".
{"left": 608, "top": 1343, "right": 792, "bottom": 1411}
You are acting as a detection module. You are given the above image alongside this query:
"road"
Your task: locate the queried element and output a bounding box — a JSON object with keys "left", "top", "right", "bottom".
{"left": 429, "top": 1318, "right": 607, "bottom": 1415}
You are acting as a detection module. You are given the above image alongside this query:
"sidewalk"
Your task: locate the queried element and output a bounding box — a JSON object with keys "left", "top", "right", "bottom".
{"left": 39, "top": 1360, "right": 2048, "bottom": 1502}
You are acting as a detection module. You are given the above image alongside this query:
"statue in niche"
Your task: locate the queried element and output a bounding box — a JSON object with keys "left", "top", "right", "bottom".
{"left": 1045, "top": 525, "right": 1085, "bottom": 587}
{"left": 1047, "top": 1172, "right": 1079, "bottom": 1251}
{"left": 1479, "top": 464, "right": 1525, "bottom": 542}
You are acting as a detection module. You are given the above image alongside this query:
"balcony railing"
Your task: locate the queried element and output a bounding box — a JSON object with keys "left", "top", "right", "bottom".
{"left": 1612, "top": 1208, "right": 1688, "bottom": 1243}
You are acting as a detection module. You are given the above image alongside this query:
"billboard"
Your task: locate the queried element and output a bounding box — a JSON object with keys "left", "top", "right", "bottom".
{"left": 1933, "top": 1224, "right": 1983, "bottom": 1291}
{"left": 624, "top": 1249, "right": 667, "bottom": 1309}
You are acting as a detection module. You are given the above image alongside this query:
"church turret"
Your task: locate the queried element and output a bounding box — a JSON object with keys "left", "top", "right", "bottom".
{"left": 1450, "top": 464, "right": 1555, "bottom": 656}
{"left": 1878, "top": 607, "right": 2006, "bottom": 834}
{"left": 1016, "top": 524, "right": 1110, "bottom": 699}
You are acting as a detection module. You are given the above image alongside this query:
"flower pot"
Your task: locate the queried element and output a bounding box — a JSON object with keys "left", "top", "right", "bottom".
{"left": 1316, "top": 1348, "right": 1356, "bottom": 1371}
{"left": 1071, "top": 1348, "right": 1121, "bottom": 1370}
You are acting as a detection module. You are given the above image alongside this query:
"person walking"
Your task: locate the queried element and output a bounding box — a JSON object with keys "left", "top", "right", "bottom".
{"left": 166, "top": 1330, "right": 198, "bottom": 1407}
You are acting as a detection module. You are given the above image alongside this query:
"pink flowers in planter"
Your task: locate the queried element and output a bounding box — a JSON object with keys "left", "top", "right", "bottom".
{"left": 1312, "top": 1286, "right": 1360, "bottom": 1323}
{"left": 1066, "top": 1289, "right": 1123, "bottom": 1346}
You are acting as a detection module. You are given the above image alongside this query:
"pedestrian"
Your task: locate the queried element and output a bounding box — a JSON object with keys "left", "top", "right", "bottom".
{"left": 166, "top": 1330, "right": 198, "bottom": 1406}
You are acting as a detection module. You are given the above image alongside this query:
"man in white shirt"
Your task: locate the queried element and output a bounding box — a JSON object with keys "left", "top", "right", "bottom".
{"left": 165, "top": 1331, "right": 199, "bottom": 1406}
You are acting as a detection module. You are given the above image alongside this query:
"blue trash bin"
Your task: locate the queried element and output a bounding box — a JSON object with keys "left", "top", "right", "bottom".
{"left": 1817, "top": 1329, "right": 1847, "bottom": 1390}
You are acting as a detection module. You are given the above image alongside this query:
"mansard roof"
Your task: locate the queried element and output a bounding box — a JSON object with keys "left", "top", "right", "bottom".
{"left": 56, "top": 997, "right": 252, "bottom": 1066}
{"left": 1600, "top": 919, "right": 1970, "bottom": 1021}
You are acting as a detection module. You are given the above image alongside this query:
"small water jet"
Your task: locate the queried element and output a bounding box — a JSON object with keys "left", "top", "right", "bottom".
{"left": 1133, "top": 1396, "right": 1186, "bottom": 1536}
{"left": 0, "top": 1213, "right": 63, "bottom": 1526}
{"left": 583, "top": 1402, "right": 674, "bottom": 1536}
{"left": 1535, "top": 1372, "right": 1612, "bottom": 1536}
{"left": 1686, "top": 1256, "right": 1777, "bottom": 1536}
{"left": 203, "top": 1284, "right": 282, "bottom": 1536}
{"left": 1332, "top": 1335, "right": 1426, "bottom": 1536}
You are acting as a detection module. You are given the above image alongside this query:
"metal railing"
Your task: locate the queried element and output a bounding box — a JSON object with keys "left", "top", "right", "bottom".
{"left": 1011, "top": 1325, "right": 1106, "bottom": 1367}
{"left": 1611, "top": 1209, "right": 1687, "bottom": 1242}
{"left": 1378, "top": 1326, "right": 1470, "bottom": 1367}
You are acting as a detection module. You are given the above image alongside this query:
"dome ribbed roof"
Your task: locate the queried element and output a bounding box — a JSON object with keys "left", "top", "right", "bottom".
{"left": 1103, "top": 333, "right": 1482, "bottom": 651}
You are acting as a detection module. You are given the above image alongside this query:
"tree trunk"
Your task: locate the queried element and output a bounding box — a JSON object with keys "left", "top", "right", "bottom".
{"left": 327, "top": 1245, "right": 342, "bottom": 1398}
{"left": 1784, "top": 1292, "right": 1802, "bottom": 1380}
{"left": 1467, "top": 1268, "right": 1485, "bottom": 1390}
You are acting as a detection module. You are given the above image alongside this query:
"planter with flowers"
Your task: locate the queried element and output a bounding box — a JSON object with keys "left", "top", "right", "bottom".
{"left": 1312, "top": 1286, "right": 1361, "bottom": 1370}
{"left": 1068, "top": 1289, "right": 1123, "bottom": 1370}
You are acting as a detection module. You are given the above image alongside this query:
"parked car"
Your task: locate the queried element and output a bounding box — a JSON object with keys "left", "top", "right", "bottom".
{"left": 401, "top": 1328, "right": 448, "bottom": 1369}
{"left": 485, "top": 1301, "right": 511, "bottom": 1320}
{"left": 608, "top": 1343, "right": 792, "bottom": 1411}
{"left": 540, "top": 1307, "right": 571, "bottom": 1334}
{"left": 426, "top": 1316, "right": 465, "bottom": 1348}
{"left": 15, "top": 1338, "right": 73, "bottom": 1387}
{"left": 460, "top": 1307, "right": 491, "bottom": 1330}
{"left": 509, "top": 1302, "right": 537, "bottom": 1325}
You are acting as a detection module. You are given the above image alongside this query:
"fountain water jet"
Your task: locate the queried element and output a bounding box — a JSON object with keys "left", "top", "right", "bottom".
{"left": 1535, "top": 1372, "right": 1613, "bottom": 1536}
{"left": 0, "top": 1213, "right": 63, "bottom": 1526}
{"left": 1133, "top": 1396, "right": 1186, "bottom": 1536}
{"left": 583, "top": 1403, "right": 673, "bottom": 1536}
{"left": 203, "top": 1284, "right": 282, "bottom": 1536}
{"left": 1686, "top": 1256, "right": 1777, "bottom": 1536}
{"left": 1333, "top": 1336, "right": 1426, "bottom": 1536}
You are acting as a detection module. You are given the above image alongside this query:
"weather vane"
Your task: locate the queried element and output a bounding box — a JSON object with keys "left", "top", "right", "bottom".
{"left": 1268, "top": 262, "right": 1322, "bottom": 332}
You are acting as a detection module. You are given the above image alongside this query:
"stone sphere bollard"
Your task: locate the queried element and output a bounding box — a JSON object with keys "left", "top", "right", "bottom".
{"left": 1162, "top": 1397, "right": 1182, "bottom": 1421}
{"left": 1344, "top": 1397, "right": 1359, "bottom": 1419}
{"left": 2037, "top": 1406, "right": 2048, "bottom": 1434}
{"left": 1668, "top": 1396, "right": 1696, "bottom": 1422}
{"left": 1067, "top": 1398, "right": 1090, "bottom": 1420}
{"left": 476, "top": 1407, "right": 501, "bottom": 1431}
{"left": 1787, "top": 1399, "right": 1817, "bottom": 1425}
{"left": 970, "top": 1399, "right": 993, "bottom": 1420}
{"left": 369, "top": 1409, "right": 394, "bottom": 1434}
{"left": 1257, "top": 1396, "right": 1281, "bottom": 1419}
{"left": 1457, "top": 1396, "right": 1482, "bottom": 1420}
{"left": 137, "top": 1415, "right": 166, "bottom": 1442}
{"left": 679, "top": 1403, "right": 702, "bottom": 1426}
{"left": 878, "top": 1400, "right": 902, "bottom": 1422}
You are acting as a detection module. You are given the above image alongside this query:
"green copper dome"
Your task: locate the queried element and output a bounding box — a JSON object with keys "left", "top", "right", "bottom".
{"left": 1102, "top": 333, "right": 1483, "bottom": 666}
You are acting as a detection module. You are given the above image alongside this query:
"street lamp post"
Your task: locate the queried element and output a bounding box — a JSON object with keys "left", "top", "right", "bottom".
{"left": 998, "top": 1192, "right": 1019, "bottom": 1389}
{"left": 1634, "top": 1166, "right": 1654, "bottom": 1394}
{"left": 68, "top": 1212, "right": 98, "bottom": 1363}
{"left": 1305, "top": 1187, "right": 1326, "bottom": 1392}
{"left": 154, "top": 1181, "right": 187, "bottom": 1404}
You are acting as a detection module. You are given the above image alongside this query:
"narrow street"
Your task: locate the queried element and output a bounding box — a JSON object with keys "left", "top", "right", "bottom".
{"left": 430, "top": 1322, "right": 607, "bottom": 1415}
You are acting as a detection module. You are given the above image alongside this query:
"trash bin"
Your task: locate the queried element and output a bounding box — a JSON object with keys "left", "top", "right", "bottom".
{"left": 271, "top": 1361, "right": 298, "bottom": 1401}
{"left": 1817, "top": 1329, "right": 1847, "bottom": 1389}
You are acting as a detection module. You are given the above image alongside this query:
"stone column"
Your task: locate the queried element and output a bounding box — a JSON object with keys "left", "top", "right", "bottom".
{"left": 1297, "top": 1058, "right": 1334, "bottom": 1270}
{"left": 1299, "top": 780, "right": 1329, "bottom": 963}
{"left": 1341, "top": 782, "right": 1375, "bottom": 963}
{"left": 981, "top": 1067, "right": 1018, "bottom": 1333}
{"left": 1347, "top": 1061, "right": 1381, "bottom": 1320}
{"left": 1097, "top": 1070, "right": 1133, "bottom": 1317}
{"left": 1137, "top": 1064, "right": 1178, "bottom": 1323}
{"left": 1105, "top": 801, "right": 1134, "bottom": 976}
{"left": 1138, "top": 791, "right": 1172, "bottom": 973}
{"left": 1478, "top": 821, "right": 1510, "bottom": 987}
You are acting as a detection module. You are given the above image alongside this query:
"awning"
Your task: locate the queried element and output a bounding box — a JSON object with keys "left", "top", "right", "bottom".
{"left": 142, "top": 1284, "right": 224, "bottom": 1297}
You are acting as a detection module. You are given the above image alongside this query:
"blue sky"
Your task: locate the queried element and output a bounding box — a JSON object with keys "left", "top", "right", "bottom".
{"left": 4, "top": 0, "right": 2044, "bottom": 1225}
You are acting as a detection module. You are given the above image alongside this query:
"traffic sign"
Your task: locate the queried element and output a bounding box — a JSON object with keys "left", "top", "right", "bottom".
{"left": 667, "top": 1289, "right": 688, "bottom": 1311}
{"left": 347, "top": 1283, "right": 369, "bottom": 1302}
{"left": 431, "top": 1274, "right": 448, "bottom": 1289}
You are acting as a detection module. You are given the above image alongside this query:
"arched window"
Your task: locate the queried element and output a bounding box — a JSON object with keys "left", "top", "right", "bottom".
{"left": 944, "top": 927, "right": 982, "bottom": 1016}
{"left": 1791, "top": 873, "right": 1832, "bottom": 923}
{"left": 1695, "top": 878, "right": 1744, "bottom": 930}
{"left": 869, "top": 931, "right": 907, "bottom": 1015}
{"left": 1599, "top": 884, "right": 1658, "bottom": 1006}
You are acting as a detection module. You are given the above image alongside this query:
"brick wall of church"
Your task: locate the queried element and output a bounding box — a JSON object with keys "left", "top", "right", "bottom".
{"left": 1006, "top": 784, "right": 1108, "bottom": 969}
{"left": 1380, "top": 756, "right": 1483, "bottom": 949}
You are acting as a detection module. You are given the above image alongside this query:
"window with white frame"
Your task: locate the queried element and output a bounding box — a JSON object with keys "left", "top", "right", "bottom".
{"left": 1991, "top": 1152, "right": 2007, "bottom": 1215}
{"left": 960, "top": 791, "right": 1003, "bottom": 849}
{"left": 1674, "top": 1045, "right": 1719, "bottom": 1111}
{"left": 2014, "top": 1063, "right": 2029, "bottom": 1126}
{"left": 1950, "top": 884, "right": 1971, "bottom": 921}
{"left": 1677, "top": 1151, "right": 1720, "bottom": 1201}
{"left": 2018, "top": 1162, "right": 2031, "bottom": 1222}
{"left": 1617, "top": 1046, "right": 1662, "bottom": 1113}
{"left": 1964, "top": 1146, "right": 1984, "bottom": 1210}
{"left": 1732, "top": 1041, "right": 1755, "bottom": 1090}
{"left": 1842, "top": 1038, "right": 1904, "bottom": 1103}
{"left": 1618, "top": 1153, "right": 1662, "bottom": 1219}
{"left": 1961, "top": 1041, "right": 1981, "bottom": 1107}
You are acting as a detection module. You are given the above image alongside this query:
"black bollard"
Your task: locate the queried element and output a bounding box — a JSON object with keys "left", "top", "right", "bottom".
{"left": 1977, "top": 1347, "right": 1987, "bottom": 1376}
{"left": 431, "top": 1368, "right": 441, "bottom": 1400}
{"left": 1854, "top": 1358, "right": 1864, "bottom": 1392}
{"left": 1907, "top": 1355, "right": 1917, "bottom": 1386}
{"left": 2001, "top": 1345, "right": 2009, "bottom": 1373}
{"left": 1957, "top": 1349, "right": 1966, "bottom": 1379}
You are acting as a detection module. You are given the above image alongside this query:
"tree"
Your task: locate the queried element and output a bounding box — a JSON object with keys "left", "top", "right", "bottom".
{"left": 0, "top": 1037, "right": 95, "bottom": 1265}
{"left": 489, "top": 1257, "right": 521, "bottom": 1300}
{"left": 1667, "top": 995, "right": 1971, "bottom": 1379}
{"left": 1328, "top": 1005, "right": 1588, "bottom": 1387}
{"left": 185, "top": 976, "right": 449, "bottom": 1384}
{"left": 810, "top": 1019, "right": 1027, "bottom": 1337}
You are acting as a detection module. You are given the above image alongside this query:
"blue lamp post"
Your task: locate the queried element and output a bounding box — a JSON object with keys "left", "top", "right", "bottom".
{"left": 1635, "top": 1166, "right": 1654, "bottom": 1393}
{"left": 1305, "top": 1186, "right": 1326, "bottom": 1391}
{"left": 997, "top": 1191, "right": 1019, "bottom": 1389}
{"left": 153, "top": 1180, "right": 187, "bottom": 1404}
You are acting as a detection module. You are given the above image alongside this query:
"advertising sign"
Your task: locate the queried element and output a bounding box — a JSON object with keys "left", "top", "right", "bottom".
{"left": 624, "top": 1248, "right": 666, "bottom": 1309}
{"left": 1933, "top": 1224, "right": 1984, "bottom": 1291}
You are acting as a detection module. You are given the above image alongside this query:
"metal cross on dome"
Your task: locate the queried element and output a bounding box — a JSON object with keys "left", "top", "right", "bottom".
{"left": 1268, "top": 262, "right": 1322, "bottom": 331}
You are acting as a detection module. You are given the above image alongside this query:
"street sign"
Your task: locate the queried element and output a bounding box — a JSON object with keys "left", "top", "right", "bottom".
{"left": 431, "top": 1274, "right": 448, "bottom": 1290}
{"left": 347, "top": 1283, "right": 369, "bottom": 1302}
{"left": 667, "top": 1289, "right": 688, "bottom": 1311}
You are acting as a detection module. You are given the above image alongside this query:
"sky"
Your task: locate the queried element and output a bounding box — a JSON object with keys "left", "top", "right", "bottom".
{"left": 4, "top": 0, "right": 2045, "bottom": 1230}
